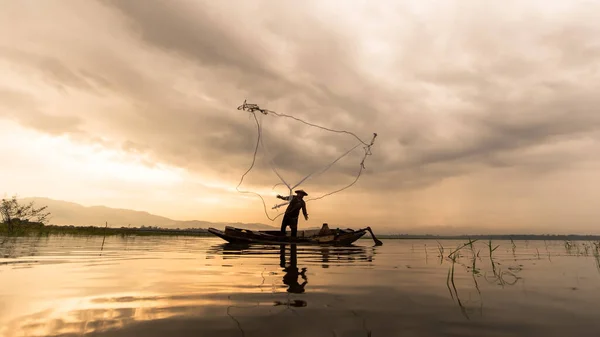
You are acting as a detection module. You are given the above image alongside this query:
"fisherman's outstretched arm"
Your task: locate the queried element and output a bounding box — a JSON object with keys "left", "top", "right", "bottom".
{"left": 277, "top": 194, "right": 291, "bottom": 201}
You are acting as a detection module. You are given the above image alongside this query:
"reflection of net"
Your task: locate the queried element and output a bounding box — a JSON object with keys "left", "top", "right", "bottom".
{"left": 236, "top": 100, "right": 377, "bottom": 221}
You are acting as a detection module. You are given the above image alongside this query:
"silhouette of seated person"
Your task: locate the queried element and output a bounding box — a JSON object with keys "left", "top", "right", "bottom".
{"left": 279, "top": 245, "right": 307, "bottom": 294}
{"left": 318, "top": 223, "right": 335, "bottom": 236}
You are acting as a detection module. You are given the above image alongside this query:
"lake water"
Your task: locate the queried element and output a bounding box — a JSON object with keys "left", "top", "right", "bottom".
{"left": 1, "top": 235, "right": 600, "bottom": 337}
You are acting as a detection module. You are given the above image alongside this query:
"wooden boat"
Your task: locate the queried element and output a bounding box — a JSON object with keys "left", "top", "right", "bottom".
{"left": 208, "top": 226, "right": 382, "bottom": 246}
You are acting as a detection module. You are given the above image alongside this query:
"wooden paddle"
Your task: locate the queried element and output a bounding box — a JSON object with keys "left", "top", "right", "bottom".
{"left": 366, "top": 227, "right": 383, "bottom": 246}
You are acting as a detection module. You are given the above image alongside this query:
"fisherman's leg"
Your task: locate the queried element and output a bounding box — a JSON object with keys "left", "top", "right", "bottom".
{"left": 291, "top": 225, "right": 297, "bottom": 238}
{"left": 280, "top": 216, "right": 288, "bottom": 234}
{"left": 290, "top": 217, "right": 298, "bottom": 238}
{"left": 281, "top": 216, "right": 293, "bottom": 236}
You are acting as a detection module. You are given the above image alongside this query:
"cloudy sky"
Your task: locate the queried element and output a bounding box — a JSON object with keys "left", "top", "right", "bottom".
{"left": 1, "top": 0, "right": 599, "bottom": 234}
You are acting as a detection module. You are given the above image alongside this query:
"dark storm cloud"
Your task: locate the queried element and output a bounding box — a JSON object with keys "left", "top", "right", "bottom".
{"left": 1, "top": 0, "right": 599, "bottom": 194}
{"left": 103, "top": 0, "right": 277, "bottom": 78}
{"left": 100, "top": 0, "right": 381, "bottom": 116}
{"left": 92, "top": 0, "right": 379, "bottom": 177}
{"left": 100, "top": 0, "right": 301, "bottom": 101}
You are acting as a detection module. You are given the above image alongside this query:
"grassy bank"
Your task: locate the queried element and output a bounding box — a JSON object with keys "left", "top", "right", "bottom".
{"left": 0, "top": 224, "right": 213, "bottom": 237}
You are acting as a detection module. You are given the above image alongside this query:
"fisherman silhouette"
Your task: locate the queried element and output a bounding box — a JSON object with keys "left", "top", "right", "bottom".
{"left": 279, "top": 244, "right": 308, "bottom": 294}
{"left": 276, "top": 190, "right": 309, "bottom": 238}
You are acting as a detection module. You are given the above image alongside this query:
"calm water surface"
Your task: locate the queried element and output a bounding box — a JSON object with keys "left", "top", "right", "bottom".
{"left": 1, "top": 235, "right": 599, "bottom": 337}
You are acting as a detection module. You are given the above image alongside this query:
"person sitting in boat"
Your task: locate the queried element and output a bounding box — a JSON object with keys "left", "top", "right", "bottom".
{"left": 318, "top": 223, "right": 334, "bottom": 236}
{"left": 276, "top": 190, "right": 309, "bottom": 238}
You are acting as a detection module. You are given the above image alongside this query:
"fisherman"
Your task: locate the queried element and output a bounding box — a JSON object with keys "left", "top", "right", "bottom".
{"left": 276, "top": 189, "right": 309, "bottom": 238}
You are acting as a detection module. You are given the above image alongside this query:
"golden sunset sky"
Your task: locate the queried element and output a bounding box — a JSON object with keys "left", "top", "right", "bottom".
{"left": 1, "top": 0, "right": 599, "bottom": 233}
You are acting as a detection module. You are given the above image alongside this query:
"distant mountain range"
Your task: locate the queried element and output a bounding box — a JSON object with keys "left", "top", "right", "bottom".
{"left": 19, "top": 197, "right": 276, "bottom": 230}
{"left": 15, "top": 197, "right": 598, "bottom": 236}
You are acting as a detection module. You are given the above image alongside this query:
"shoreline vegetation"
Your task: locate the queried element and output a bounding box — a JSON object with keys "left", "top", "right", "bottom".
{"left": 0, "top": 223, "right": 212, "bottom": 237}
{"left": 1, "top": 223, "right": 600, "bottom": 241}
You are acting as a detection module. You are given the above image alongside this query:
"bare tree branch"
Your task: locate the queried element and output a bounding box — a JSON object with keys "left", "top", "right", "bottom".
{"left": 1, "top": 196, "right": 51, "bottom": 233}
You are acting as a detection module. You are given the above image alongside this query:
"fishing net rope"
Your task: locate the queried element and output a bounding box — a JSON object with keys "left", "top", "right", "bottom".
{"left": 235, "top": 100, "right": 377, "bottom": 221}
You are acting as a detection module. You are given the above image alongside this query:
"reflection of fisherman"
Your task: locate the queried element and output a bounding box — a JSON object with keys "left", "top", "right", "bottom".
{"left": 279, "top": 245, "right": 307, "bottom": 294}
{"left": 277, "top": 190, "right": 309, "bottom": 238}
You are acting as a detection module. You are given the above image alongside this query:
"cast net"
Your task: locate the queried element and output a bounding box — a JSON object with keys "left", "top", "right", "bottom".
{"left": 235, "top": 100, "right": 377, "bottom": 221}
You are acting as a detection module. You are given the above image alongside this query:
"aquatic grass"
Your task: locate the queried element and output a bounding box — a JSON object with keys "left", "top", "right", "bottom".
{"left": 446, "top": 239, "right": 478, "bottom": 259}
{"left": 446, "top": 265, "right": 454, "bottom": 300}
{"left": 444, "top": 239, "right": 489, "bottom": 319}
{"left": 469, "top": 247, "right": 484, "bottom": 316}
{"left": 436, "top": 241, "right": 444, "bottom": 255}
{"left": 487, "top": 267, "right": 520, "bottom": 287}
{"left": 446, "top": 249, "right": 469, "bottom": 319}
{"left": 582, "top": 243, "right": 591, "bottom": 256}
{"left": 100, "top": 222, "right": 108, "bottom": 255}
{"left": 564, "top": 240, "right": 574, "bottom": 255}
{"left": 544, "top": 240, "right": 552, "bottom": 261}
{"left": 436, "top": 241, "right": 445, "bottom": 264}
{"left": 469, "top": 246, "right": 482, "bottom": 307}
{"left": 510, "top": 238, "right": 517, "bottom": 260}
{"left": 486, "top": 240, "right": 500, "bottom": 274}
{"left": 467, "top": 238, "right": 477, "bottom": 256}
{"left": 481, "top": 239, "right": 522, "bottom": 287}
{"left": 592, "top": 241, "right": 600, "bottom": 273}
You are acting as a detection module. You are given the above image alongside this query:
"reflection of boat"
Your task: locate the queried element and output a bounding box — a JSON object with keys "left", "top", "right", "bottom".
{"left": 208, "top": 226, "right": 370, "bottom": 245}
{"left": 207, "top": 242, "right": 375, "bottom": 267}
